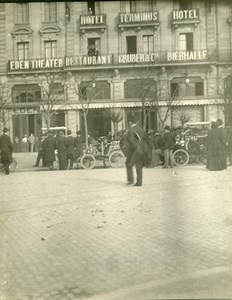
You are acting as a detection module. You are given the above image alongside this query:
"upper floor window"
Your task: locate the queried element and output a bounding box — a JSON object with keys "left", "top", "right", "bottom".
{"left": 87, "top": 38, "right": 100, "bottom": 56}
{"left": 143, "top": 35, "right": 154, "bottom": 54}
{"left": 179, "top": 0, "right": 192, "bottom": 10}
{"left": 87, "top": 0, "right": 100, "bottom": 14}
{"left": 79, "top": 81, "right": 110, "bottom": 101}
{"left": 44, "top": 2, "right": 57, "bottom": 22}
{"left": 17, "top": 42, "right": 29, "bottom": 60}
{"left": 125, "top": 79, "right": 156, "bottom": 99}
{"left": 126, "top": 36, "right": 137, "bottom": 54}
{"left": 12, "top": 84, "right": 41, "bottom": 103}
{"left": 171, "top": 78, "right": 204, "bottom": 97}
{"left": 122, "top": 1, "right": 136, "bottom": 13}
{"left": 45, "top": 41, "right": 57, "bottom": 59}
{"left": 179, "top": 33, "right": 193, "bottom": 51}
{"left": 16, "top": 3, "right": 29, "bottom": 24}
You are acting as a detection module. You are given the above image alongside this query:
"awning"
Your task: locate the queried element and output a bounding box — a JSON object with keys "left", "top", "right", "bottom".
{"left": 50, "top": 98, "right": 224, "bottom": 110}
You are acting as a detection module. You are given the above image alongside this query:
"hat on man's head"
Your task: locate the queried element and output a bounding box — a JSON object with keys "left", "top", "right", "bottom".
{"left": 67, "top": 129, "right": 72, "bottom": 135}
{"left": 76, "top": 130, "right": 81, "bottom": 134}
{"left": 164, "top": 125, "right": 171, "bottom": 130}
{"left": 129, "top": 115, "right": 138, "bottom": 124}
{"left": 3, "top": 127, "right": 9, "bottom": 133}
{"left": 216, "top": 119, "right": 223, "bottom": 126}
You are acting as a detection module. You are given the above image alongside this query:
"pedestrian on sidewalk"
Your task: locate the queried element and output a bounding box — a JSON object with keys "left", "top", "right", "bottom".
{"left": 162, "top": 125, "right": 175, "bottom": 168}
{"left": 0, "top": 127, "right": 13, "bottom": 175}
{"left": 33, "top": 134, "right": 46, "bottom": 167}
{"left": 28, "top": 133, "right": 35, "bottom": 152}
{"left": 56, "top": 130, "right": 67, "bottom": 170}
{"left": 125, "top": 115, "right": 148, "bottom": 186}
{"left": 66, "top": 130, "right": 76, "bottom": 169}
{"left": 43, "top": 131, "right": 56, "bottom": 170}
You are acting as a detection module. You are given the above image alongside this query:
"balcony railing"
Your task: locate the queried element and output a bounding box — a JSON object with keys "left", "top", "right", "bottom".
{"left": 7, "top": 49, "right": 232, "bottom": 72}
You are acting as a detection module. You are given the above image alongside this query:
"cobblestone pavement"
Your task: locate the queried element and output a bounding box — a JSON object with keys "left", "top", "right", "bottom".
{"left": 0, "top": 162, "right": 232, "bottom": 300}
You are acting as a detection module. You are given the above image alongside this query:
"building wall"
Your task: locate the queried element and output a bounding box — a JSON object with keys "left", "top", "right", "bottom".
{"left": 1, "top": 0, "right": 232, "bottom": 149}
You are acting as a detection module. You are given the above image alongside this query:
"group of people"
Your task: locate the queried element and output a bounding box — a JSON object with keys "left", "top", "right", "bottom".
{"left": 206, "top": 119, "right": 232, "bottom": 171}
{"left": 34, "top": 130, "right": 83, "bottom": 171}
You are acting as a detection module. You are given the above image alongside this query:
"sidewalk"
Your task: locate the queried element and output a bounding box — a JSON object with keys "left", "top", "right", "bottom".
{"left": 1, "top": 162, "right": 232, "bottom": 300}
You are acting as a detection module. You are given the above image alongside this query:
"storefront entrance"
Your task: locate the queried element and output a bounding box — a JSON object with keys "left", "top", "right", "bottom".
{"left": 12, "top": 114, "right": 42, "bottom": 152}
{"left": 81, "top": 109, "right": 111, "bottom": 139}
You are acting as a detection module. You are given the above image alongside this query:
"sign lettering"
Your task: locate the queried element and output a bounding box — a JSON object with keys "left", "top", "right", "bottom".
{"left": 173, "top": 9, "right": 198, "bottom": 20}
{"left": 119, "top": 12, "right": 159, "bottom": 23}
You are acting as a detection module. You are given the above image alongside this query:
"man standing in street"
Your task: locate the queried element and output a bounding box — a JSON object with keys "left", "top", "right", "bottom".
{"left": 43, "top": 131, "right": 56, "bottom": 170}
{"left": 66, "top": 130, "right": 76, "bottom": 169}
{"left": 0, "top": 127, "right": 13, "bottom": 175}
{"left": 162, "top": 125, "right": 176, "bottom": 168}
{"left": 125, "top": 116, "right": 147, "bottom": 186}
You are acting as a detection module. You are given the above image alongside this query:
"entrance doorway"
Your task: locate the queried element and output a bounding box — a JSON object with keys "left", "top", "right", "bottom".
{"left": 12, "top": 114, "right": 42, "bottom": 152}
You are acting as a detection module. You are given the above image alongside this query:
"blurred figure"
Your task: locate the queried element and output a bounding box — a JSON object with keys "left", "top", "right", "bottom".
{"left": 75, "top": 131, "right": 84, "bottom": 168}
{"left": 56, "top": 131, "right": 67, "bottom": 170}
{"left": 162, "top": 125, "right": 176, "bottom": 168}
{"left": 66, "top": 130, "right": 76, "bottom": 169}
{"left": 28, "top": 133, "right": 35, "bottom": 152}
{"left": 43, "top": 131, "right": 56, "bottom": 170}
{"left": 119, "top": 129, "right": 128, "bottom": 156}
{"left": 216, "top": 119, "right": 227, "bottom": 169}
{"left": 227, "top": 126, "right": 232, "bottom": 166}
{"left": 0, "top": 127, "right": 13, "bottom": 175}
{"left": 33, "top": 135, "right": 46, "bottom": 167}
{"left": 152, "top": 131, "right": 163, "bottom": 167}
{"left": 206, "top": 121, "right": 227, "bottom": 171}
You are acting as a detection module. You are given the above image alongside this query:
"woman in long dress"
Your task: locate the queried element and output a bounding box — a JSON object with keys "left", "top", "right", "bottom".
{"left": 206, "top": 122, "right": 227, "bottom": 171}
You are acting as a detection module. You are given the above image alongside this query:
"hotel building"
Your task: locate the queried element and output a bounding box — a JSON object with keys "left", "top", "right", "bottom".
{"left": 0, "top": 0, "right": 232, "bottom": 151}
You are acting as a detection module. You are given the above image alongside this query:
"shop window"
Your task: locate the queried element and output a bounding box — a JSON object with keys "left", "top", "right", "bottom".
{"left": 16, "top": 3, "right": 29, "bottom": 24}
{"left": 126, "top": 36, "right": 137, "bottom": 54}
{"left": 51, "top": 112, "right": 65, "bottom": 127}
{"left": 17, "top": 42, "right": 29, "bottom": 60}
{"left": 87, "top": 0, "right": 100, "bottom": 14}
{"left": 44, "top": 2, "right": 57, "bottom": 22}
{"left": 87, "top": 38, "right": 100, "bottom": 56}
{"left": 143, "top": 35, "right": 154, "bottom": 54}
{"left": 171, "top": 78, "right": 204, "bottom": 97}
{"left": 125, "top": 79, "right": 156, "bottom": 99}
{"left": 12, "top": 84, "right": 41, "bottom": 103}
{"left": 179, "top": 33, "right": 193, "bottom": 51}
{"left": 44, "top": 41, "right": 57, "bottom": 59}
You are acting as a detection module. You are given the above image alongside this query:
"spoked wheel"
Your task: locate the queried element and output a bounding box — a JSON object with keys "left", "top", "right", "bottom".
{"left": 9, "top": 158, "right": 17, "bottom": 173}
{"left": 80, "top": 154, "right": 96, "bottom": 169}
{"left": 109, "top": 151, "right": 125, "bottom": 168}
{"left": 173, "top": 149, "right": 189, "bottom": 166}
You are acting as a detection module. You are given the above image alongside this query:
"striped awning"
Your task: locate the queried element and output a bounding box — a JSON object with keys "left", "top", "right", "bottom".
{"left": 50, "top": 98, "right": 224, "bottom": 110}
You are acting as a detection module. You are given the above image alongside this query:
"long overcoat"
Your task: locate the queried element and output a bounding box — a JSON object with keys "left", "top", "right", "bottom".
{"left": 43, "top": 135, "right": 56, "bottom": 163}
{"left": 0, "top": 134, "right": 13, "bottom": 164}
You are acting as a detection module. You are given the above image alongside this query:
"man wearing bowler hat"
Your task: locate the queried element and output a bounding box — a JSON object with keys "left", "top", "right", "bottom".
{"left": 0, "top": 127, "right": 13, "bottom": 175}
{"left": 125, "top": 115, "right": 147, "bottom": 186}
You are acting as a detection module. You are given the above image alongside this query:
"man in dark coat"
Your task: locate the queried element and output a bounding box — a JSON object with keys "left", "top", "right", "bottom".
{"left": 66, "top": 129, "right": 76, "bottom": 169}
{"left": 43, "top": 131, "right": 56, "bottom": 170}
{"left": 216, "top": 119, "right": 227, "bottom": 169}
{"left": 0, "top": 127, "right": 13, "bottom": 175}
{"left": 56, "top": 130, "right": 67, "bottom": 170}
{"left": 125, "top": 116, "right": 147, "bottom": 186}
{"left": 162, "top": 125, "right": 176, "bottom": 168}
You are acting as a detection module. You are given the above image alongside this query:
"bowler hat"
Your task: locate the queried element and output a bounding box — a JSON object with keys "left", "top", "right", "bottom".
{"left": 129, "top": 115, "right": 138, "bottom": 124}
{"left": 3, "top": 127, "right": 9, "bottom": 133}
{"left": 216, "top": 119, "right": 223, "bottom": 126}
{"left": 164, "top": 125, "right": 171, "bottom": 130}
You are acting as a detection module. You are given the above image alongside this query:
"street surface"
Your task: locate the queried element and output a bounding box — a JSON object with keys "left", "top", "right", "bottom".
{"left": 0, "top": 153, "right": 232, "bottom": 300}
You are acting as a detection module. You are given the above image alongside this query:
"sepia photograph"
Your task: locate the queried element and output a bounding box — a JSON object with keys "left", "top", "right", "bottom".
{"left": 0, "top": 0, "right": 232, "bottom": 299}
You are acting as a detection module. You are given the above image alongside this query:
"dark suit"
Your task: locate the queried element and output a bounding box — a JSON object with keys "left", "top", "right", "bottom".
{"left": 66, "top": 135, "right": 76, "bottom": 169}
{"left": 0, "top": 133, "right": 13, "bottom": 174}
{"left": 126, "top": 124, "right": 146, "bottom": 186}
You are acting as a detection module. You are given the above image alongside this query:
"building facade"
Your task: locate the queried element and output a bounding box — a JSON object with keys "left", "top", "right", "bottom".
{"left": 0, "top": 0, "right": 232, "bottom": 151}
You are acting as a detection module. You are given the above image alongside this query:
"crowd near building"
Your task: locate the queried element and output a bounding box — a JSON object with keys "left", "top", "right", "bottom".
{"left": 0, "top": 0, "right": 232, "bottom": 152}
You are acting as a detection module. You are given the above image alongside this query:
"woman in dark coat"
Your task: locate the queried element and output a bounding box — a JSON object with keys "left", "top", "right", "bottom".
{"left": 0, "top": 127, "right": 13, "bottom": 175}
{"left": 206, "top": 122, "right": 227, "bottom": 171}
{"left": 56, "top": 131, "right": 67, "bottom": 170}
{"left": 43, "top": 131, "right": 57, "bottom": 170}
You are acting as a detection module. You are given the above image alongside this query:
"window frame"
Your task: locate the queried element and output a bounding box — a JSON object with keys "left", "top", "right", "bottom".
{"left": 12, "top": 84, "right": 41, "bottom": 103}
{"left": 44, "top": 2, "right": 57, "bottom": 23}
{"left": 44, "top": 40, "right": 57, "bottom": 59}
{"left": 17, "top": 42, "right": 29, "bottom": 60}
